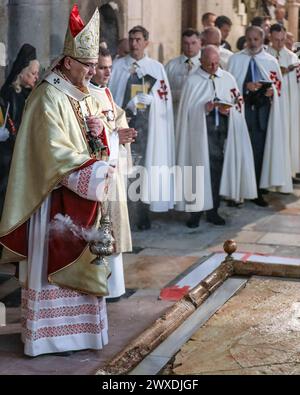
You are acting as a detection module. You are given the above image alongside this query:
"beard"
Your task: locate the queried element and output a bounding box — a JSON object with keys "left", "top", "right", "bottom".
{"left": 248, "top": 46, "right": 263, "bottom": 55}
{"left": 81, "top": 77, "right": 91, "bottom": 87}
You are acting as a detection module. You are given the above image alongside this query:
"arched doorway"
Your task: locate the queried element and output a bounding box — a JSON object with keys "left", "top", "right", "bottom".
{"left": 100, "top": 3, "right": 119, "bottom": 57}
{"left": 182, "top": 0, "right": 197, "bottom": 32}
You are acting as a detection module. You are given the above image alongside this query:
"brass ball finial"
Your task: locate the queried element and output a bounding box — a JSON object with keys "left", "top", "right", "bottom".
{"left": 223, "top": 239, "right": 237, "bottom": 257}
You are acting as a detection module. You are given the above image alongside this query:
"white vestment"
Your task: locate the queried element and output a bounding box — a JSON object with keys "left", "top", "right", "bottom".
{"left": 219, "top": 47, "right": 233, "bottom": 70}
{"left": 89, "top": 84, "right": 133, "bottom": 298}
{"left": 109, "top": 55, "right": 175, "bottom": 212}
{"left": 267, "top": 46, "right": 300, "bottom": 175}
{"left": 165, "top": 52, "right": 201, "bottom": 125}
{"left": 175, "top": 67, "right": 257, "bottom": 212}
{"left": 21, "top": 159, "right": 111, "bottom": 357}
{"left": 228, "top": 49, "right": 292, "bottom": 192}
{"left": 19, "top": 76, "right": 113, "bottom": 356}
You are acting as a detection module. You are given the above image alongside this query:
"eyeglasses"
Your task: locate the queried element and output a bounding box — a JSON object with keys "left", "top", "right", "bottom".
{"left": 70, "top": 57, "right": 98, "bottom": 70}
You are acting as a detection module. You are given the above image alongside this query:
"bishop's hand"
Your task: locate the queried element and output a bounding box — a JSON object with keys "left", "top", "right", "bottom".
{"left": 86, "top": 115, "right": 105, "bottom": 138}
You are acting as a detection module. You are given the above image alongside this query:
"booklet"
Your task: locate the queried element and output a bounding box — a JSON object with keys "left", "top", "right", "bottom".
{"left": 258, "top": 80, "right": 273, "bottom": 88}
{"left": 213, "top": 99, "right": 233, "bottom": 109}
{"left": 130, "top": 74, "right": 157, "bottom": 110}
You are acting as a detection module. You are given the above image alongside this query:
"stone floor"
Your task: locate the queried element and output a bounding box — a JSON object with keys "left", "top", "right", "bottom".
{"left": 1, "top": 187, "right": 300, "bottom": 374}
{"left": 164, "top": 277, "right": 300, "bottom": 375}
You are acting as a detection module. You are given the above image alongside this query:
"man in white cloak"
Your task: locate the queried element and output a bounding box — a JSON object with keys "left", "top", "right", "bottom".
{"left": 109, "top": 25, "right": 175, "bottom": 230}
{"left": 228, "top": 25, "right": 292, "bottom": 206}
{"left": 267, "top": 23, "right": 300, "bottom": 179}
{"left": 165, "top": 28, "right": 202, "bottom": 126}
{"left": 176, "top": 46, "right": 257, "bottom": 228}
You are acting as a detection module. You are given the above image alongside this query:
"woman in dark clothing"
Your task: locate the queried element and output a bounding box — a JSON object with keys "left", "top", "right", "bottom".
{"left": 0, "top": 44, "right": 39, "bottom": 215}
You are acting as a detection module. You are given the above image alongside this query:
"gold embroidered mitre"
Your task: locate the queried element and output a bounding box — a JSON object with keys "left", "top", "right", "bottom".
{"left": 63, "top": 4, "right": 100, "bottom": 59}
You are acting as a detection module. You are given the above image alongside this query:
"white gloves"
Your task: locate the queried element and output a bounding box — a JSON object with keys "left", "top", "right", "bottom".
{"left": 0, "top": 127, "right": 9, "bottom": 142}
{"left": 126, "top": 95, "right": 139, "bottom": 115}
{"left": 136, "top": 93, "right": 153, "bottom": 106}
{"left": 126, "top": 93, "right": 153, "bottom": 115}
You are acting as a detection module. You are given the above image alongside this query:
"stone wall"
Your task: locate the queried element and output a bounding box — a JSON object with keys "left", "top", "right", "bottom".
{"left": 1, "top": 0, "right": 289, "bottom": 87}
{"left": 126, "top": 0, "right": 182, "bottom": 64}
{"left": 197, "top": 0, "right": 247, "bottom": 51}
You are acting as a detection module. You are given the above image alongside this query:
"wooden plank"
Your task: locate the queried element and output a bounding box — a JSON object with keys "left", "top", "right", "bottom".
{"left": 0, "top": 277, "right": 20, "bottom": 300}
{"left": 0, "top": 323, "right": 21, "bottom": 335}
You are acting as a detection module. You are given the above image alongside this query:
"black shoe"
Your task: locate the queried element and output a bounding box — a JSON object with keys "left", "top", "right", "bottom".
{"left": 206, "top": 211, "right": 226, "bottom": 225}
{"left": 292, "top": 177, "right": 300, "bottom": 185}
{"left": 52, "top": 351, "right": 74, "bottom": 357}
{"left": 260, "top": 188, "right": 269, "bottom": 195}
{"left": 252, "top": 196, "right": 269, "bottom": 207}
{"left": 106, "top": 296, "right": 121, "bottom": 303}
{"left": 227, "top": 200, "right": 244, "bottom": 208}
{"left": 137, "top": 217, "right": 151, "bottom": 230}
{"left": 186, "top": 212, "right": 201, "bottom": 228}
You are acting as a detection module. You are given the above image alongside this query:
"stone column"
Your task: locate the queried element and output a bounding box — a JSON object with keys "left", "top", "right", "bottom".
{"left": 7, "top": 0, "right": 51, "bottom": 70}
{"left": 287, "top": 0, "right": 300, "bottom": 40}
{"left": 50, "top": 0, "right": 71, "bottom": 63}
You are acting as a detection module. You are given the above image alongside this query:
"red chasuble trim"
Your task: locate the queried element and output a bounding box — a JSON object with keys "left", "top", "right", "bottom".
{"left": 0, "top": 159, "right": 97, "bottom": 270}
{"left": 48, "top": 186, "right": 98, "bottom": 274}
{"left": 0, "top": 223, "right": 28, "bottom": 257}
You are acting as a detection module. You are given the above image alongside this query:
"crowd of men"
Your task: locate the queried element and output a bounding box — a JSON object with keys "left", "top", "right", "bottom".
{"left": 107, "top": 8, "right": 300, "bottom": 229}
{"left": 0, "top": 3, "right": 299, "bottom": 357}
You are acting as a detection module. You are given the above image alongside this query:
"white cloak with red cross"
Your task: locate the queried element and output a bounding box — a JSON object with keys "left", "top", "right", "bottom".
{"left": 175, "top": 67, "right": 257, "bottom": 212}
{"left": 267, "top": 46, "right": 300, "bottom": 176}
{"left": 109, "top": 55, "right": 175, "bottom": 212}
{"left": 228, "top": 49, "right": 293, "bottom": 192}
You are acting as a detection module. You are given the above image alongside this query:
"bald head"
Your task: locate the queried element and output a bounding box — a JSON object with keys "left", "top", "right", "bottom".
{"left": 201, "top": 27, "right": 221, "bottom": 47}
{"left": 201, "top": 45, "right": 220, "bottom": 75}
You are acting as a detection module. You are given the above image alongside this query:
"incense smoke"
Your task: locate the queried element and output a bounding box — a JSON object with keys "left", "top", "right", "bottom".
{"left": 49, "top": 214, "right": 113, "bottom": 243}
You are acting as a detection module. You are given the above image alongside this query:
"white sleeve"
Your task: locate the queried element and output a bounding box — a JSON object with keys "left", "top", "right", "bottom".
{"left": 61, "top": 161, "right": 113, "bottom": 202}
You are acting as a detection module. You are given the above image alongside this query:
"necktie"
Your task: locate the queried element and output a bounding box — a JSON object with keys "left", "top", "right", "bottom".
{"left": 250, "top": 57, "right": 260, "bottom": 82}
{"left": 209, "top": 74, "right": 219, "bottom": 127}
{"left": 185, "top": 58, "right": 193, "bottom": 72}
{"left": 130, "top": 62, "right": 139, "bottom": 75}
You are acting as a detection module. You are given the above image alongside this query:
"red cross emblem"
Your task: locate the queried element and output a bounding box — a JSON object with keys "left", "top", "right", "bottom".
{"left": 230, "top": 88, "right": 243, "bottom": 113}
{"left": 157, "top": 80, "right": 168, "bottom": 101}
{"left": 296, "top": 65, "right": 300, "bottom": 84}
{"left": 270, "top": 71, "right": 281, "bottom": 96}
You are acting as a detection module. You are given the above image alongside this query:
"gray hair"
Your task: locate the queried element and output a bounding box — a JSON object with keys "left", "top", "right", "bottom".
{"left": 245, "top": 25, "right": 265, "bottom": 41}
